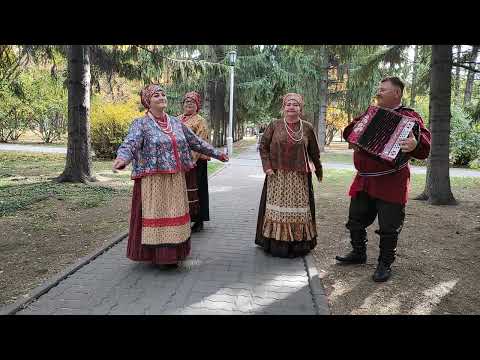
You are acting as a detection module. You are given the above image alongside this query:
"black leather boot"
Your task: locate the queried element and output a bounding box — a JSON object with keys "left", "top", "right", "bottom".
{"left": 335, "top": 231, "right": 367, "bottom": 264}
{"left": 372, "top": 236, "right": 397, "bottom": 282}
{"left": 191, "top": 221, "right": 204, "bottom": 233}
{"left": 372, "top": 261, "right": 391, "bottom": 282}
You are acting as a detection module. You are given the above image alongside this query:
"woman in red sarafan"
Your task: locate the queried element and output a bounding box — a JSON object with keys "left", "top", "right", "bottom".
{"left": 177, "top": 91, "right": 211, "bottom": 233}
{"left": 255, "top": 93, "right": 323, "bottom": 258}
{"left": 113, "top": 85, "right": 228, "bottom": 266}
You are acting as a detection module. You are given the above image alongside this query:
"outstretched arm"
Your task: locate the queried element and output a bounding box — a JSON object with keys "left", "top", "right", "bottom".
{"left": 182, "top": 123, "right": 228, "bottom": 162}
{"left": 114, "top": 119, "right": 144, "bottom": 169}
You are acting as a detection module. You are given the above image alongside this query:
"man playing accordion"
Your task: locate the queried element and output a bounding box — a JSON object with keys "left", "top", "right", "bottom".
{"left": 336, "top": 77, "right": 431, "bottom": 282}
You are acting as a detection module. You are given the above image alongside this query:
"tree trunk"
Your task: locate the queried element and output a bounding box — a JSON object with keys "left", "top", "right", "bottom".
{"left": 211, "top": 45, "right": 227, "bottom": 147}
{"left": 203, "top": 81, "right": 212, "bottom": 142}
{"left": 454, "top": 45, "right": 461, "bottom": 103}
{"left": 414, "top": 110, "right": 432, "bottom": 201}
{"left": 410, "top": 45, "right": 419, "bottom": 108}
{"left": 317, "top": 46, "right": 328, "bottom": 152}
{"left": 418, "top": 45, "right": 456, "bottom": 205}
{"left": 57, "top": 45, "right": 95, "bottom": 183}
{"left": 326, "top": 127, "right": 335, "bottom": 145}
{"left": 463, "top": 45, "right": 479, "bottom": 106}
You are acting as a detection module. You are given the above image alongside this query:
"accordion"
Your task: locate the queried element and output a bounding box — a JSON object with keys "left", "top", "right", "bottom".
{"left": 347, "top": 106, "right": 420, "bottom": 168}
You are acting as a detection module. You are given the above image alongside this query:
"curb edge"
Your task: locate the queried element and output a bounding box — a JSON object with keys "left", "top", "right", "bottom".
{"left": 303, "top": 254, "right": 331, "bottom": 315}
{"left": 0, "top": 232, "right": 128, "bottom": 315}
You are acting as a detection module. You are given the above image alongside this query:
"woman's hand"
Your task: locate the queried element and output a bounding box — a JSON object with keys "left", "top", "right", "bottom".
{"left": 219, "top": 153, "right": 229, "bottom": 162}
{"left": 112, "top": 158, "right": 127, "bottom": 172}
{"left": 265, "top": 169, "right": 274, "bottom": 176}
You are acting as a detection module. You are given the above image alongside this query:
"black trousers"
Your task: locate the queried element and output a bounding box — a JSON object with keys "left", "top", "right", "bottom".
{"left": 345, "top": 191, "right": 405, "bottom": 263}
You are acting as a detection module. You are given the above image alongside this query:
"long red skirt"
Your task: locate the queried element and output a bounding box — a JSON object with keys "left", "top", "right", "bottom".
{"left": 126, "top": 179, "right": 191, "bottom": 265}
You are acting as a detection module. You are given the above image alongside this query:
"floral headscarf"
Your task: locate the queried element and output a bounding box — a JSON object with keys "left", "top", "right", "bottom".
{"left": 282, "top": 93, "right": 304, "bottom": 110}
{"left": 140, "top": 84, "right": 165, "bottom": 109}
{"left": 183, "top": 91, "right": 201, "bottom": 113}
{"left": 282, "top": 92, "right": 304, "bottom": 117}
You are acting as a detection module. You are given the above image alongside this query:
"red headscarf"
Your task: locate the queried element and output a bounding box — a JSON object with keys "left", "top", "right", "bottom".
{"left": 140, "top": 84, "right": 165, "bottom": 109}
{"left": 183, "top": 91, "right": 201, "bottom": 113}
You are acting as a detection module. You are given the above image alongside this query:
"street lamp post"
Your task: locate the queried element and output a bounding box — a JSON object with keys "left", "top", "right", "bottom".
{"left": 227, "top": 50, "right": 237, "bottom": 157}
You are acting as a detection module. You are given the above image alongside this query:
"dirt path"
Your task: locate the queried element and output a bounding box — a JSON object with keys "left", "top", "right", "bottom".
{"left": 312, "top": 186, "right": 480, "bottom": 315}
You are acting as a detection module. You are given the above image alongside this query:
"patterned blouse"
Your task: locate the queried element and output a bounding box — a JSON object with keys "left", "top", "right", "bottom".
{"left": 116, "top": 114, "right": 222, "bottom": 179}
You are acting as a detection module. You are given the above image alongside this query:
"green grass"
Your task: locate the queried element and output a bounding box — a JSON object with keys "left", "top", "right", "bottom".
{"left": 322, "top": 152, "right": 480, "bottom": 171}
{"left": 0, "top": 181, "right": 124, "bottom": 216}
{"left": 230, "top": 137, "right": 258, "bottom": 158}
{"left": 207, "top": 162, "right": 224, "bottom": 175}
{"left": 0, "top": 152, "right": 66, "bottom": 177}
{"left": 0, "top": 151, "right": 130, "bottom": 216}
{"left": 0, "top": 150, "right": 228, "bottom": 216}
{"left": 410, "top": 172, "right": 480, "bottom": 193}
{"left": 321, "top": 152, "right": 353, "bottom": 164}
{"left": 5, "top": 148, "right": 474, "bottom": 217}
{"left": 11, "top": 141, "right": 67, "bottom": 147}
{"left": 315, "top": 168, "right": 480, "bottom": 194}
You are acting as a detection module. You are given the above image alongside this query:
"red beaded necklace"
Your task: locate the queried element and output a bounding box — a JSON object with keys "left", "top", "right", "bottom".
{"left": 148, "top": 111, "right": 172, "bottom": 134}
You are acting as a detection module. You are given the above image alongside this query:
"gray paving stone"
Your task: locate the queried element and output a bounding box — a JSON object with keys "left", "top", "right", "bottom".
{"left": 14, "top": 145, "right": 329, "bottom": 316}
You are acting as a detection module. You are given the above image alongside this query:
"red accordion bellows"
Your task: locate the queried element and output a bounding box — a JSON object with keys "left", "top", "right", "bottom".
{"left": 347, "top": 106, "right": 419, "bottom": 167}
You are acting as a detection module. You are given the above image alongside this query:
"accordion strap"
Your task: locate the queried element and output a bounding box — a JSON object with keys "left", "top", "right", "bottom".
{"left": 358, "top": 161, "right": 408, "bottom": 177}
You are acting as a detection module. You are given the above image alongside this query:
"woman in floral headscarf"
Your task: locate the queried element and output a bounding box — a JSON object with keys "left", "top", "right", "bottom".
{"left": 178, "top": 91, "right": 211, "bottom": 233}
{"left": 113, "top": 84, "right": 228, "bottom": 266}
{"left": 255, "top": 93, "right": 323, "bottom": 258}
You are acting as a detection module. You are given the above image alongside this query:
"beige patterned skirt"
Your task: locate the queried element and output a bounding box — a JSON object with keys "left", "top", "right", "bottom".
{"left": 262, "top": 169, "right": 316, "bottom": 241}
{"left": 141, "top": 172, "right": 191, "bottom": 245}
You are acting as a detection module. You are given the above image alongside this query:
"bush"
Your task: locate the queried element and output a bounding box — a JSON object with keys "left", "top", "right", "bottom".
{"left": 20, "top": 69, "right": 68, "bottom": 143}
{"left": 450, "top": 105, "right": 480, "bottom": 167}
{"left": 469, "top": 158, "right": 480, "bottom": 169}
{"left": 90, "top": 98, "right": 144, "bottom": 159}
{"left": 0, "top": 84, "right": 32, "bottom": 142}
{"left": 412, "top": 95, "right": 430, "bottom": 128}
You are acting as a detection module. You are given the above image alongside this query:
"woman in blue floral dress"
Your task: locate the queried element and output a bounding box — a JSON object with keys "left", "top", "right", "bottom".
{"left": 113, "top": 84, "right": 228, "bottom": 266}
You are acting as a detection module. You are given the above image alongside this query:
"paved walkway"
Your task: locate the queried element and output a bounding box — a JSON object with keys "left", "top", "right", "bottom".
{"left": 15, "top": 145, "right": 328, "bottom": 315}
{"left": 0, "top": 143, "right": 67, "bottom": 154}
{"left": 2, "top": 142, "right": 479, "bottom": 177}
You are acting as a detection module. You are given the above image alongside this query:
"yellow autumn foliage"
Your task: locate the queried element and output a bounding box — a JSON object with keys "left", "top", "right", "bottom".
{"left": 326, "top": 106, "right": 349, "bottom": 131}
{"left": 91, "top": 98, "right": 144, "bottom": 159}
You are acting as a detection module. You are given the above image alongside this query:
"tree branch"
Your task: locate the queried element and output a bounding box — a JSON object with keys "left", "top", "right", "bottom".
{"left": 135, "top": 45, "right": 228, "bottom": 69}
{"left": 452, "top": 62, "right": 480, "bottom": 73}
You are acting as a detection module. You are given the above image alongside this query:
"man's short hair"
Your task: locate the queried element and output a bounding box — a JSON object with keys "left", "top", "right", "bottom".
{"left": 381, "top": 76, "right": 404, "bottom": 95}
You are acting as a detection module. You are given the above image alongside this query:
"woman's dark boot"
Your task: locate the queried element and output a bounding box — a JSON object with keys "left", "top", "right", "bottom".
{"left": 335, "top": 231, "right": 367, "bottom": 264}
